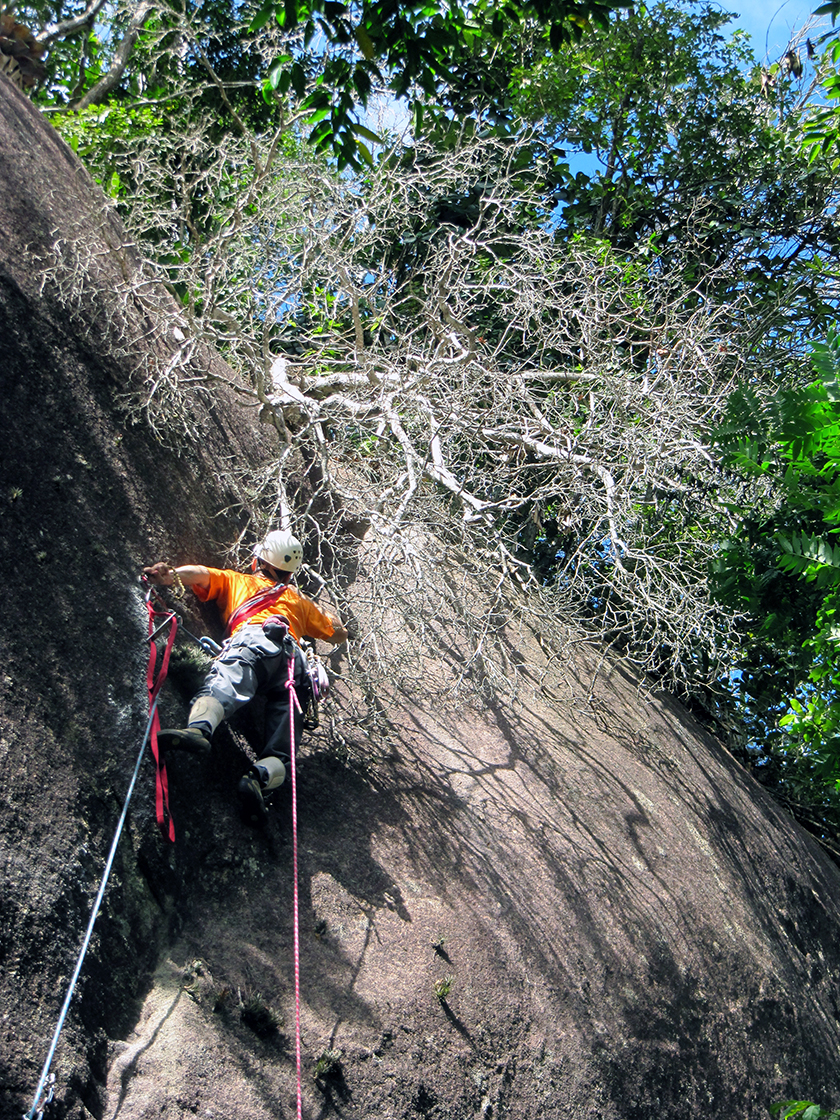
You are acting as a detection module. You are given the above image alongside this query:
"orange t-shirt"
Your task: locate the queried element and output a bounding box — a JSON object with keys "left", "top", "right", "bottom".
{"left": 193, "top": 568, "right": 336, "bottom": 642}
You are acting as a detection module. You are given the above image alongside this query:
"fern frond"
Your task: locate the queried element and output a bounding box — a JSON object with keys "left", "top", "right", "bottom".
{"left": 777, "top": 531, "right": 840, "bottom": 585}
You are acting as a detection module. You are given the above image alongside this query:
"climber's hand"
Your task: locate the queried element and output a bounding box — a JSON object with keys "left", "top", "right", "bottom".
{"left": 142, "top": 561, "right": 174, "bottom": 587}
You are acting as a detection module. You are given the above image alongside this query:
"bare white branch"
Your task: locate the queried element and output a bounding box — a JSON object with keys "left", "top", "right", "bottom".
{"left": 43, "top": 47, "right": 806, "bottom": 709}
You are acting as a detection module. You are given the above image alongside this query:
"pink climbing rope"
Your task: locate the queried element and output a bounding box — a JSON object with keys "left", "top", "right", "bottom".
{"left": 286, "top": 649, "right": 304, "bottom": 1120}
{"left": 146, "top": 592, "right": 178, "bottom": 842}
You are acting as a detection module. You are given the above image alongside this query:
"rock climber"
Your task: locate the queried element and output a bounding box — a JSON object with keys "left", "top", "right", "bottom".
{"left": 142, "top": 529, "right": 348, "bottom": 824}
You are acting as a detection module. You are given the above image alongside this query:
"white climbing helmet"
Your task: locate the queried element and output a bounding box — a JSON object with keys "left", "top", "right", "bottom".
{"left": 254, "top": 529, "right": 303, "bottom": 573}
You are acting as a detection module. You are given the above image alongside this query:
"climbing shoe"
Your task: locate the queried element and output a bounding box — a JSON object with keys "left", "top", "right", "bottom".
{"left": 238, "top": 772, "right": 268, "bottom": 826}
{"left": 157, "top": 727, "right": 211, "bottom": 756}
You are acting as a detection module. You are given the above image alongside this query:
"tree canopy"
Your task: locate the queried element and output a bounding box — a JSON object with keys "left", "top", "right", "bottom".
{"left": 5, "top": 0, "right": 630, "bottom": 164}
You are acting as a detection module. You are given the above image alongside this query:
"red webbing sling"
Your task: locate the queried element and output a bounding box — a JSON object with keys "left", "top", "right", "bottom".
{"left": 224, "top": 584, "right": 288, "bottom": 636}
{"left": 146, "top": 595, "right": 179, "bottom": 841}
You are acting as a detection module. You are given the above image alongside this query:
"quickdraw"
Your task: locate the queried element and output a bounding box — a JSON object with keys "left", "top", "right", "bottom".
{"left": 143, "top": 578, "right": 221, "bottom": 656}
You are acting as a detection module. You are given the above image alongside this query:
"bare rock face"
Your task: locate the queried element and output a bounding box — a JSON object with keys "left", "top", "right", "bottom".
{"left": 3, "top": 74, "right": 840, "bottom": 1120}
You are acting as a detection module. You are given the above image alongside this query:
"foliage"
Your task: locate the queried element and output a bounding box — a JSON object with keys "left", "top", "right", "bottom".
{"left": 8, "top": 0, "right": 629, "bottom": 168}
{"left": 16, "top": 0, "right": 277, "bottom": 131}
{"left": 802, "top": 2, "right": 840, "bottom": 166}
{"left": 514, "top": 1, "right": 840, "bottom": 346}
{"left": 314, "top": 1048, "right": 343, "bottom": 1078}
{"left": 713, "top": 331, "right": 840, "bottom": 813}
{"left": 770, "top": 1102, "right": 840, "bottom": 1120}
{"left": 253, "top": 0, "right": 627, "bottom": 167}
{"left": 239, "top": 989, "right": 281, "bottom": 1035}
{"left": 433, "top": 973, "right": 454, "bottom": 1000}
{"left": 53, "top": 101, "right": 165, "bottom": 196}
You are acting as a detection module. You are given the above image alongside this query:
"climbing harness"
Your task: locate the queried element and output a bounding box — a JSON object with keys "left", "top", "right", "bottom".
{"left": 22, "top": 619, "right": 174, "bottom": 1119}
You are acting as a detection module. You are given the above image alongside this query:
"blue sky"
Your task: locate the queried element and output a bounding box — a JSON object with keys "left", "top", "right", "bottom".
{"left": 723, "top": 1, "right": 828, "bottom": 63}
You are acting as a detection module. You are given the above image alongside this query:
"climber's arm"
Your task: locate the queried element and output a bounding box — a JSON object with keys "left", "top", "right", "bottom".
{"left": 308, "top": 599, "right": 349, "bottom": 645}
{"left": 328, "top": 620, "right": 350, "bottom": 645}
{"left": 143, "top": 561, "right": 211, "bottom": 591}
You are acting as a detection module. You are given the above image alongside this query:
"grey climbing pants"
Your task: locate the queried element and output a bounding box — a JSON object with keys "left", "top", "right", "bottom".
{"left": 194, "top": 619, "right": 310, "bottom": 762}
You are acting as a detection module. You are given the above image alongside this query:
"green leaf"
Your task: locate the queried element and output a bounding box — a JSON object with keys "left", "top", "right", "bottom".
{"left": 290, "top": 62, "right": 307, "bottom": 97}
{"left": 267, "top": 60, "right": 284, "bottom": 89}
{"left": 249, "top": 4, "right": 275, "bottom": 32}
{"left": 353, "top": 123, "right": 381, "bottom": 144}
{"left": 355, "top": 25, "right": 376, "bottom": 60}
{"left": 770, "top": 1103, "right": 824, "bottom": 1120}
{"left": 354, "top": 139, "right": 374, "bottom": 165}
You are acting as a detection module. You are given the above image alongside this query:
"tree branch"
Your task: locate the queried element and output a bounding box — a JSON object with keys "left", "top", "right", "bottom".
{"left": 41, "top": 0, "right": 110, "bottom": 45}
{"left": 75, "top": 0, "right": 155, "bottom": 109}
